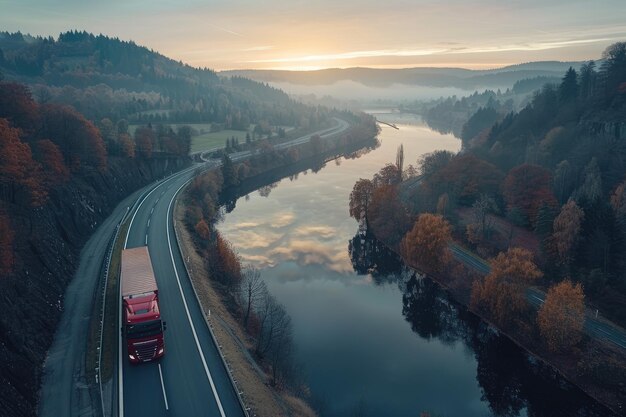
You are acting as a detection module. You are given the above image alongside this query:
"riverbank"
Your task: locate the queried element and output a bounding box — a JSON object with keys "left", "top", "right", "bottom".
{"left": 175, "top": 199, "right": 316, "bottom": 417}
{"left": 369, "top": 220, "right": 625, "bottom": 415}
{"left": 173, "top": 114, "right": 381, "bottom": 417}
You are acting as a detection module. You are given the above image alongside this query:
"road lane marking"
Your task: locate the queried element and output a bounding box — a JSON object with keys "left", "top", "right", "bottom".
{"left": 166, "top": 181, "right": 227, "bottom": 417}
{"left": 116, "top": 119, "right": 350, "bottom": 416}
{"left": 158, "top": 363, "right": 169, "bottom": 410}
{"left": 145, "top": 234, "right": 148, "bottom": 245}
{"left": 147, "top": 218, "right": 150, "bottom": 228}
{"left": 120, "top": 164, "right": 201, "bottom": 417}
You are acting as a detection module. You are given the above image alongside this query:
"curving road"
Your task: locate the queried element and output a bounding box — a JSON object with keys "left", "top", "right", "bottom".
{"left": 119, "top": 118, "right": 351, "bottom": 417}
{"left": 449, "top": 243, "right": 626, "bottom": 350}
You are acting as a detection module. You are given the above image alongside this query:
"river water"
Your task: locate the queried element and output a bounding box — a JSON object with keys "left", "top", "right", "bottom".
{"left": 217, "top": 113, "right": 614, "bottom": 417}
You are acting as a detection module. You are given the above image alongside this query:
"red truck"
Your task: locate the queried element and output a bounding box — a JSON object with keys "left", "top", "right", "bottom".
{"left": 121, "top": 247, "right": 166, "bottom": 363}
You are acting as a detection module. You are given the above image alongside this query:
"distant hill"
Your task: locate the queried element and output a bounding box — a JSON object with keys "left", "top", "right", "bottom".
{"left": 221, "top": 61, "right": 585, "bottom": 90}
{"left": 0, "top": 31, "right": 325, "bottom": 128}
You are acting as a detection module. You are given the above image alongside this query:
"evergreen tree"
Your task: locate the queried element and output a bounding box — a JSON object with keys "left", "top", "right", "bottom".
{"left": 558, "top": 67, "right": 578, "bottom": 104}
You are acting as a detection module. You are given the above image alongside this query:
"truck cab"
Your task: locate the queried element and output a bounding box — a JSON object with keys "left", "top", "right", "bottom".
{"left": 124, "top": 291, "right": 165, "bottom": 363}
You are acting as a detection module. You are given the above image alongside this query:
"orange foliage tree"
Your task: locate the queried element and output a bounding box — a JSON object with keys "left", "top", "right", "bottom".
{"left": 551, "top": 199, "right": 584, "bottom": 266}
{"left": 373, "top": 164, "right": 402, "bottom": 187}
{"left": 0, "top": 118, "right": 46, "bottom": 206}
{"left": 118, "top": 133, "right": 135, "bottom": 158}
{"left": 503, "top": 164, "right": 557, "bottom": 226}
{"left": 400, "top": 213, "right": 452, "bottom": 272}
{"left": 41, "top": 104, "right": 107, "bottom": 171}
{"left": 194, "top": 219, "right": 211, "bottom": 241}
{"left": 429, "top": 154, "right": 504, "bottom": 205}
{"left": 537, "top": 280, "right": 584, "bottom": 351}
{"left": 367, "top": 185, "right": 411, "bottom": 245}
{"left": 35, "top": 139, "right": 69, "bottom": 183}
{"left": 471, "top": 247, "right": 543, "bottom": 326}
{"left": 349, "top": 178, "right": 374, "bottom": 221}
{"left": 0, "top": 82, "right": 39, "bottom": 132}
{"left": 135, "top": 126, "right": 155, "bottom": 159}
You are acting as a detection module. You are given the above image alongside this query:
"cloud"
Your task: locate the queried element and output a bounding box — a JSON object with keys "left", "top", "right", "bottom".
{"left": 268, "top": 239, "right": 353, "bottom": 274}
{"left": 272, "top": 212, "right": 296, "bottom": 228}
{"left": 293, "top": 225, "right": 335, "bottom": 239}
{"left": 228, "top": 229, "right": 281, "bottom": 250}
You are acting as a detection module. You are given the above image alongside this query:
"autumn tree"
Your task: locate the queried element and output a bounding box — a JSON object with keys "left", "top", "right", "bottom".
{"left": 503, "top": 164, "right": 557, "bottom": 226}
{"left": 372, "top": 163, "right": 401, "bottom": 187}
{"left": 537, "top": 280, "right": 585, "bottom": 352}
{"left": 367, "top": 185, "right": 411, "bottom": 245}
{"left": 430, "top": 154, "right": 504, "bottom": 205}
{"left": 349, "top": 178, "right": 374, "bottom": 221}
{"left": 471, "top": 247, "right": 543, "bottom": 326}
{"left": 417, "top": 150, "right": 454, "bottom": 178}
{"left": 134, "top": 126, "right": 154, "bottom": 159}
{"left": 208, "top": 232, "right": 241, "bottom": 290}
{"left": 41, "top": 104, "right": 107, "bottom": 171}
{"left": 0, "top": 118, "right": 46, "bottom": 205}
{"left": 118, "top": 133, "right": 135, "bottom": 158}
{"left": 0, "top": 82, "right": 39, "bottom": 131}
{"left": 194, "top": 219, "right": 211, "bottom": 241}
{"left": 35, "top": 139, "right": 69, "bottom": 183}
{"left": 551, "top": 199, "right": 584, "bottom": 267}
{"left": 0, "top": 213, "right": 14, "bottom": 276}
{"left": 400, "top": 213, "right": 452, "bottom": 272}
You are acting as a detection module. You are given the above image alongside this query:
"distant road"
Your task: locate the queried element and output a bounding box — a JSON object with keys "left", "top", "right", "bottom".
{"left": 449, "top": 243, "right": 626, "bottom": 350}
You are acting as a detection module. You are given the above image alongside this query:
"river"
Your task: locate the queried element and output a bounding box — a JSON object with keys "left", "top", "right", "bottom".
{"left": 217, "top": 112, "right": 614, "bottom": 417}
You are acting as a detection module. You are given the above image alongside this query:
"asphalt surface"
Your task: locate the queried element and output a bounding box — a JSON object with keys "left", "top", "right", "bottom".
{"left": 449, "top": 243, "right": 626, "bottom": 349}
{"left": 120, "top": 118, "right": 351, "bottom": 417}
{"left": 38, "top": 118, "right": 351, "bottom": 417}
{"left": 39, "top": 187, "right": 147, "bottom": 417}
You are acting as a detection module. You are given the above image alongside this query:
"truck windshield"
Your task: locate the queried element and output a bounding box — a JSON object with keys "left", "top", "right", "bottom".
{"left": 127, "top": 320, "right": 162, "bottom": 339}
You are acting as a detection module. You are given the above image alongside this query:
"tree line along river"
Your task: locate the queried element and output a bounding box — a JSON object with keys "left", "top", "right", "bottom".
{"left": 217, "top": 112, "right": 615, "bottom": 417}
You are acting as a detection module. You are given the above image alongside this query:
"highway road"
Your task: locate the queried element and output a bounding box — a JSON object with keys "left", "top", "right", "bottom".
{"left": 449, "top": 243, "right": 626, "bottom": 350}
{"left": 119, "top": 118, "right": 351, "bottom": 417}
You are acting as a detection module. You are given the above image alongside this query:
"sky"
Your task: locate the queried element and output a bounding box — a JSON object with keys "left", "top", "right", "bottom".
{"left": 1, "top": 0, "right": 626, "bottom": 71}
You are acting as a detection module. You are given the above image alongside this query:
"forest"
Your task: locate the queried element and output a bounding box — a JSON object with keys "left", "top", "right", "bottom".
{"left": 0, "top": 30, "right": 328, "bottom": 128}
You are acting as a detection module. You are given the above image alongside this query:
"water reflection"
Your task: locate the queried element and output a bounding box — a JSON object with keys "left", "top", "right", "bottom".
{"left": 348, "top": 230, "right": 402, "bottom": 281}
{"left": 218, "top": 116, "right": 614, "bottom": 417}
{"left": 358, "top": 233, "right": 615, "bottom": 417}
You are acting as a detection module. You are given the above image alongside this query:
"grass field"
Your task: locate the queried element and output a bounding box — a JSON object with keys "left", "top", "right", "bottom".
{"left": 191, "top": 128, "right": 251, "bottom": 153}
{"left": 128, "top": 123, "right": 298, "bottom": 153}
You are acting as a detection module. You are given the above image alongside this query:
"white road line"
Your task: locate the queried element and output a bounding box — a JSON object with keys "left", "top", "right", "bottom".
{"left": 158, "top": 363, "right": 169, "bottom": 410}
{"left": 120, "top": 165, "right": 199, "bottom": 417}
{"left": 147, "top": 218, "right": 151, "bottom": 228}
{"left": 145, "top": 234, "right": 148, "bottom": 245}
{"left": 166, "top": 180, "right": 227, "bottom": 417}
{"left": 151, "top": 207, "right": 154, "bottom": 214}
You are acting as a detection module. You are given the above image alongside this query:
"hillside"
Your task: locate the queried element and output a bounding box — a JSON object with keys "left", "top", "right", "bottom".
{"left": 221, "top": 61, "right": 583, "bottom": 90}
{"left": 0, "top": 30, "right": 328, "bottom": 128}
{"left": 0, "top": 31, "right": 335, "bottom": 417}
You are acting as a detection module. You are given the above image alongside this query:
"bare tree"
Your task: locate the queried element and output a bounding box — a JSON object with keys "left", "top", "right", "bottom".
{"left": 472, "top": 194, "right": 499, "bottom": 240}
{"left": 239, "top": 266, "right": 266, "bottom": 330}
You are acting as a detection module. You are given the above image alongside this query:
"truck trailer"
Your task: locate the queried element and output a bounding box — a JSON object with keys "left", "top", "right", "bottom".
{"left": 121, "top": 246, "right": 165, "bottom": 363}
